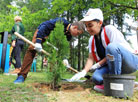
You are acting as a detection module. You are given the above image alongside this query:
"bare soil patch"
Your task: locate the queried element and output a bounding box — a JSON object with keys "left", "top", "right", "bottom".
{"left": 31, "top": 81, "right": 138, "bottom": 102}
{"left": 32, "top": 81, "right": 95, "bottom": 102}
{"left": 32, "top": 82, "right": 91, "bottom": 93}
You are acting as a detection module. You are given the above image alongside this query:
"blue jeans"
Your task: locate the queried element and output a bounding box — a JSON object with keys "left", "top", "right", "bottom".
{"left": 106, "top": 43, "right": 138, "bottom": 74}
{"left": 92, "top": 65, "right": 109, "bottom": 85}
{"left": 92, "top": 43, "right": 138, "bottom": 84}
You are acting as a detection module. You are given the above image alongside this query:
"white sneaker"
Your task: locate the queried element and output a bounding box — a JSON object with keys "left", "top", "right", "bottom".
{"left": 134, "top": 81, "right": 138, "bottom": 90}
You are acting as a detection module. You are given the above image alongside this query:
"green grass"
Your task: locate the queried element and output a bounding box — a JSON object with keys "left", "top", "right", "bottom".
{"left": 0, "top": 71, "right": 138, "bottom": 102}
{"left": 0, "top": 71, "right": 75, "bottom": 102}
{"left": 0, "top": 72, "right": 48, "bottom": 102}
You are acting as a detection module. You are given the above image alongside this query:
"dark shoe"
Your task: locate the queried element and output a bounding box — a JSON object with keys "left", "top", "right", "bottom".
{"left": 14, "top": 75, "right": 24, "bottom": 84}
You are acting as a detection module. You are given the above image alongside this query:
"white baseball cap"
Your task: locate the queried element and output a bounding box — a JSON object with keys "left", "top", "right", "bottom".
{"left": 81, "top": 8, "right": 103, "bottom": 22}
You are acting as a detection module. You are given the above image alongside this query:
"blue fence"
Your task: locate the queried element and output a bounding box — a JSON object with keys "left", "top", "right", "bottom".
{"left": 0, "top": 44, "right": 10, "bottom": 73}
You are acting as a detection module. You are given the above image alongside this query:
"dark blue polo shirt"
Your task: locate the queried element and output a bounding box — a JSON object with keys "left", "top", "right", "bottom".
{"left": 36, "top": 17, "right": 72, "bottom": 43}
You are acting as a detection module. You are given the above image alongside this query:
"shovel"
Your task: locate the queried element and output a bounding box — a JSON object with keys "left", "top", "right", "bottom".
{"left": 14, "top": 32, "right": 50, "bottom": 56}
{"left": 14, "top": 32, "right": 82, "bottom": 74}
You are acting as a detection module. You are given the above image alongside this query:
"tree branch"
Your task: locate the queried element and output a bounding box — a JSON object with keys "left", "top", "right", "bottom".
{"left": 108, "top": 1, "right": 138, "bottom": 10}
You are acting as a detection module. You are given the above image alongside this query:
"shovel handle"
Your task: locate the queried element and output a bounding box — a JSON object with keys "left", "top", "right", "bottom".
{"left": 68, "top": 67, "right": 91, "bottom": 79}
{"left": 14, "top": 32, "right": 50, "bottom": 56}
{"left": 68, "top": 67, "right": 79, "bottom": 73}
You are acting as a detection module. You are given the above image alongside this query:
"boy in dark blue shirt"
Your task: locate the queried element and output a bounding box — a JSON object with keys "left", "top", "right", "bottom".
{"left": 14, "top": 17, "right": 85, "bottom": 84}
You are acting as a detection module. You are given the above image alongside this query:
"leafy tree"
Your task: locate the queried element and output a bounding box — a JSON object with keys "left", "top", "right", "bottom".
{"left": 0, "top": 0, "right": 13, "bottom": 14}
{"left": 12, "top": 0, "right": 50, "bottom": 13}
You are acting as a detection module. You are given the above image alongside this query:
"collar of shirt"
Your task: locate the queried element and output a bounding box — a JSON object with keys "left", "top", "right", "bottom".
{"left": 66, "top": 24, "right": 72, "bottom": 33}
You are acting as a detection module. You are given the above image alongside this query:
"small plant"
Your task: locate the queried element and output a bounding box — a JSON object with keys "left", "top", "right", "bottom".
{"left": 43, "top": 21, "right": 69, "bottom": 90}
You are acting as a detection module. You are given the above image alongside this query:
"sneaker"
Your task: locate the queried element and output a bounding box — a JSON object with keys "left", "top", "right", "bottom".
{"left": 10, "top": 68, "right": 21, "bottom": 74}
{"left": 94, "top": 84, "right": 104, "bottom": 93}
{"left": 14, "top": 75, "right": 24, "bottom": 84}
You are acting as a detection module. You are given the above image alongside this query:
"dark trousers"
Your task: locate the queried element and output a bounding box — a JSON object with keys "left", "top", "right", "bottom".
{"left": 18, "top": 29, "right": 41, "bottom": 79}
{"left": 11, "top": 39, "right": 24, "bottom": 68}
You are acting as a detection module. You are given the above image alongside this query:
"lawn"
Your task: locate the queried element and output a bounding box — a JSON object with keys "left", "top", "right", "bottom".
{"left": 0, "top": 71, "right": 138, "bottom": 102}
{"left": 0, "top": 72, "right": 47, "bottom": 102}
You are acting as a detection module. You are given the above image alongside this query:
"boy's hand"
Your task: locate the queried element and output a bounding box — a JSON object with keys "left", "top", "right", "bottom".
{"left": 34, "top": 43, "right": 42, "bottom": 52}
{"left": 63, "top": 59, "right": 70, "bottom": 68}
{"left": 12, "top": 40, "right": 16, "bottom": 47}
{"left": 70, "top": 70, "right": 87, "bottom": 82}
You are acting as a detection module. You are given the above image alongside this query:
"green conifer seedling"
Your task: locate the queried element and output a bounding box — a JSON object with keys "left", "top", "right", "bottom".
{"left": 43, "top": 21, "right": 70, "bottom": 90}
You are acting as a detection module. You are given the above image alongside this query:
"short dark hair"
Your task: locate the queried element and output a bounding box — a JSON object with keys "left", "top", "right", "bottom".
{"left": 92, "top": 19, "right": 105, "bottom": 27}
{"left": 92, "top": 19, "right": 100, "bottom": 22}
{"left": 72, "top": 21, "right": 85, "bottom": 33}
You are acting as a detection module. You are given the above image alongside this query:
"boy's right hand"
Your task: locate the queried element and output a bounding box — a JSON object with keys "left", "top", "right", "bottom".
{"left": 34, "top": 43, "right": 42, "bottom": 52}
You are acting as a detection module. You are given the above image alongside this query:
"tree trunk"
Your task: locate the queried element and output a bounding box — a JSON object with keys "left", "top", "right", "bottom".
{"left": 82, "top": 36, "right": 85, "bottom": 68}
{"left": 78, "top": 36, "right": 81, "bottom": 71}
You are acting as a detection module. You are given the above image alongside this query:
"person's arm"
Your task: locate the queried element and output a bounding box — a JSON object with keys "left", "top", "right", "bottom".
{"left": 19, "top": 22, "right": 25, "bottom": 35}
{"left": 36, "top": 24, "right": 48, "bottom": 43}
{"left": 98, "top": 57, "right": 106, "bottom": 66}
{"left": 9, "top": 25, "right": 16, "bottom": 47}
{"left": 84, "top": 53, "right": 106, "bottom": 72}
{"left": 34, "top": 23, "right": 48, "bottom": 52}
{"left": 70, "top": 53, "right": 94, "bottom": 81}
{"left": 83, "top": 53, "right": 95, "bottom": 72}
{"left": 10, "top": 26, "right": 16, "bottom": 41}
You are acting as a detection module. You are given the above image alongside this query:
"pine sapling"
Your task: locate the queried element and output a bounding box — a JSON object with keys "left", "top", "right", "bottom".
{"left": 43, "top": 21, "right": 69, "bottom": 90}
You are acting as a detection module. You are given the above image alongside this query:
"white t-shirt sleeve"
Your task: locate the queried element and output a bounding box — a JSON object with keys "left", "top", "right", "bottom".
{"left": 88, "top": 36, "right": 94, "bottom": 53}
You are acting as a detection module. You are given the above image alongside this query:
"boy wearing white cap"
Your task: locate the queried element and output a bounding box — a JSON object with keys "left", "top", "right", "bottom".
{"left": 70, "top": 8, "right": 138, "bottom": 93}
